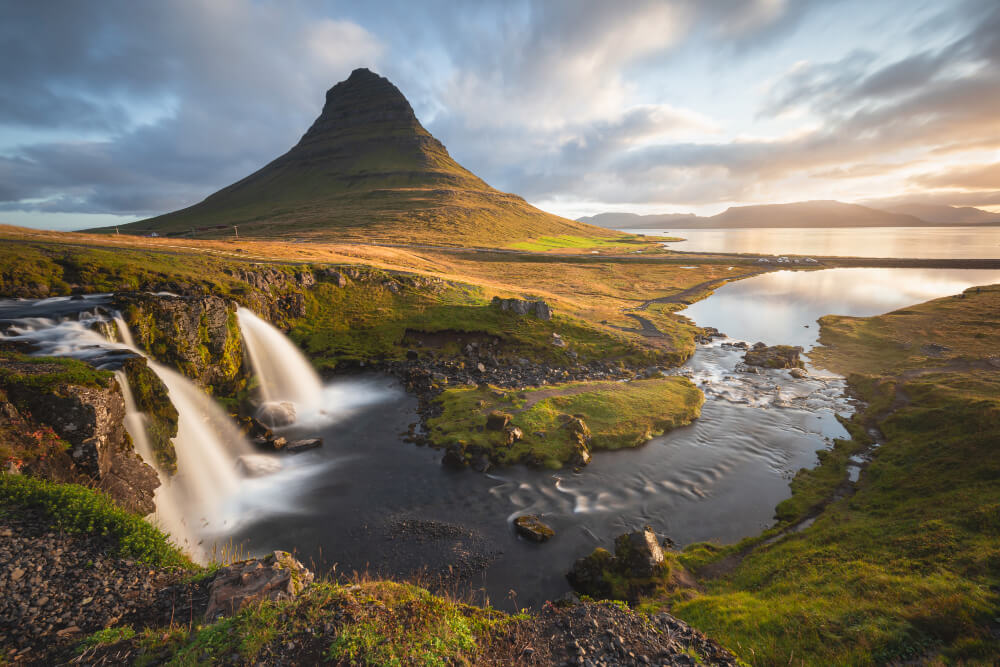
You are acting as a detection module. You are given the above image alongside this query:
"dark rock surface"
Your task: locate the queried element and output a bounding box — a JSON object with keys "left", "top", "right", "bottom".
{"left": 0, "top": 509, "right": 183, "bottom": 664}
{"left": 114, "top": 293, "right": 244, "bottom": 393}
{"left": 743, "top": 342, "right": 804, "bottom": 369}
{"left": 514, "top": 514, "right": 555, "bottom": 542}
{"left": 568, "top": 527, "right": 686, "bottom": 603}
{"left": 0, "top": 359, "right": 159, "bottom": 514}
{"left": 514, "top": 599, "right": 740, "bottom": 666}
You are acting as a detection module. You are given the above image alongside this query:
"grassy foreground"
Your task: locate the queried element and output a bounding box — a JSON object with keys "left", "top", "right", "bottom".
{"left": 655, "top": 284, "right": 1000, "bottom": 665}
{"left": 429, "top": 377, "right": 704, "bottom": 468}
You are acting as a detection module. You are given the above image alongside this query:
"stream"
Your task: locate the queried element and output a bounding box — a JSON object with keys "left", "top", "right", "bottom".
{"left": 3, "top": 266, "right": 999, "bottom": 610}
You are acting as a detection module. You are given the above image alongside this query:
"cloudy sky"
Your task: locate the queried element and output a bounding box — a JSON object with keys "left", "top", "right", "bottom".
{"left": 2, "top": 0, "right": 998, "bottom": 230}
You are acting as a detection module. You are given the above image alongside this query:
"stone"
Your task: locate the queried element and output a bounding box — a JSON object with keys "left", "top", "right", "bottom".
{"left": 285, "top": 438, "right": 322, "bottom": 453}
{"left": 743, "top": 343, "right": 804, "bottom": 369}
{"left": 271, "top": 436, "right": 287, "bottom": 449}
{"left": 486, "top": 411, "right": 512, "bottom": 431}
{"left": 614, "top": 527, "right": 665, "bottom": 578}
{"left": 322, "top": 269, "right": 348, "bottom": 287}
{"left": 789, "top": 367, "right": 808, "bottom": 379}
{"left": 504, "top": 426, "right": 523, "bottom": 446}
{"left": 551, "top": 333, "right": 566, "bottom": 347}
{"left": 566, "top": 548, "right": 616, "bottom": 598}
{"left": 204, "top": 551, "right": 314, "bottom": 619}
{"left": 235, "top": 454, "right": 282, "bottom": 477}
{"left": 441, "top": 445, "right": 467, "bottom": 468}
{"left": 514, "top": 515, "right": 555, "bottom": 542}
{"left": 256, "top": 401, "right": 297, "bottom": 428}
{"left": 476, "top": 362, "right": 486, "bottom": 373}
{"left": 491, "top": 296, "right": 553, "bottom": 320}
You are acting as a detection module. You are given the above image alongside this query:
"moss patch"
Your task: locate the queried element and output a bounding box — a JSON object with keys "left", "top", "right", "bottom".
{"left": 428, "top": 376, "right": 703, "bottom": 468}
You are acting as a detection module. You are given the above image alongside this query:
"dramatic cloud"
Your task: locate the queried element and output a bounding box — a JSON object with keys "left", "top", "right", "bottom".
{"left": 0, "top": 0, "right": 997, "bottom": 229}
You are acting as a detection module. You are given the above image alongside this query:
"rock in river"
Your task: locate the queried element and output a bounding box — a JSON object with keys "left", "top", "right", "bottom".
{"left": 285, "top": 438, "right": 322, "bottom": 453}
{"left": 743, "top": 342, "right": 804, "bottom": 369}
{"left": 256, "top": 401, "right": 297, "bottom": 428}
{"left": 514, "top": 515, "right": 555, "bottom": 542}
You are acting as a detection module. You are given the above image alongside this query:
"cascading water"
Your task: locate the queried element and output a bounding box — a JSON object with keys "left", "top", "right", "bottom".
{"left": 236, "top": 307, "right": 327, "bottom": 422}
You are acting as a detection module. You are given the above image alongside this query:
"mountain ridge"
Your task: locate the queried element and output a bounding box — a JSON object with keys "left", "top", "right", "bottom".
{"left": 579, "top": 200, "right": 1000, "bottom": 230}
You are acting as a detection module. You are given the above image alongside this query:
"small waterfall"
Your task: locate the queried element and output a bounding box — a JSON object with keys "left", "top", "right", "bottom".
{"left": 236, "top": 307, "right": 325, "bottom": 417}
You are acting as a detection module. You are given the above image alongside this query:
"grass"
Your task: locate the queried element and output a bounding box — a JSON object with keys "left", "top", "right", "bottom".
{"left": 507, "top": 234, "right": 664, "bottom": 253}
{"left": 651, "top": 284, "right": 1000, "bottom": 665}
{"left": 0, "top": 350, "right": 113, "bottom": 393}
{"left": 0, "top": 474, "right": 192, "bottom": 567}
{"left": 92, "top": 579, "right": 519, "bottom": 666}
{"left": 428, "top": 376, "right": 704, "bottom": 468}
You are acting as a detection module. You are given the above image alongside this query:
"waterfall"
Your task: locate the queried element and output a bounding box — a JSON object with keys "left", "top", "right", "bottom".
{"left": 236, "top": 307, "right": 325, "bottom": 418}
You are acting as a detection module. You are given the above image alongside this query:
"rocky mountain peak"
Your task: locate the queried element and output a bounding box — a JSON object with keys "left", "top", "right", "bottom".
{"left": 301, "top": 67, "right": 421, "bottom": 139}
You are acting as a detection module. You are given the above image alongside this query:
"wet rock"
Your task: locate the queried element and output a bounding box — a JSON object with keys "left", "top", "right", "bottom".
{"left": 567, "top": 548, "right": 616, "bottom": 598}
{"left": 514, "top": 515, "right": 555, "bottom": 542}
{"left": 486, "top": 411, "right": 512, "bottom": 431}
{"left": 204, "top": 551, "right": 313, "bottom": 619}
{"left": 285, "top": 438, "right": 322, "bottom": 453}
{"left": 235, "top": 454, "right": 282, "bottom": 477}
{"left": 491, "top": 296, "right": 552, "bottom": 320}
{"left": 744, "top": 342, "right": 804, "bottom": 369}
{"left": 113, "top": 293, "right": 244, "bottom": 393}
{"left": 789, "top": 367, "right": 808, "bottom": 379}
{"left": 441, "top": 445, "right": 467, "bottom": 468}
{"left": 256, "top": 401, "right": 297, "bottom": 428}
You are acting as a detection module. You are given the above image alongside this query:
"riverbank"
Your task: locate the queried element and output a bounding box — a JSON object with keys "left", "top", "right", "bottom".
{"left": 0, "top": 475, "right": 738, "bottom": 665}
{"left": 583, "top": 283, "right": 1000, "bottom": 664}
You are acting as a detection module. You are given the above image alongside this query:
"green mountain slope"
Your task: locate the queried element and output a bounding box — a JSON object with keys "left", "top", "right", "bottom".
{"left": 102, "top": 69, "right": 612, "bottom": 247}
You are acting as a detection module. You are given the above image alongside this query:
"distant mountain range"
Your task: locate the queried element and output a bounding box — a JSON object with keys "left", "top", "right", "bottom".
{"left": 96, "top": 69, "right": 611, "bottom": 246}
{"left": 579, "top": 200, "right": 1000, "bottom": 230}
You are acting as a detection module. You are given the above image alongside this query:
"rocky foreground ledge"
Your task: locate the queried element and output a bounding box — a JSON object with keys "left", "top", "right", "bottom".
{"left": 1, "top": 492, "right": 738, "bottom": 666}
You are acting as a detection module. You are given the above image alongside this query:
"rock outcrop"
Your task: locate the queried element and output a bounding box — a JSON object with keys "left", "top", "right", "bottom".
{"left": 204, "top": 551, "right": 314, "bottom": 620}
{"left": 743, "top": 342, "right": 804, "bottom": 369}
{"left": 0, "top": 355, "right": 159, "bottom": 514}
{"left": 491, "top": 297, "right": 552, "bottom": 320}
{"left": 567, "top": 527, "right": 694, "bottom": 603}
{"left": 114, "top": 293, "right": 244, "bottom": 393}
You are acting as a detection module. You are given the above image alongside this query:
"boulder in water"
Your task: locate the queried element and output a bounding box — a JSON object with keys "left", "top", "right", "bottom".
{"left": 285, "top": 438, "right": 322, "bottom": 453}
{"left": 743, "top": 343, "right": 804, "bottom": 369}
{"left": 514, "top": 515, "right": 555, "bottom": 542}
{"left": 256, "top": 401, "right": 297, "bottom": 428}
{"left": 235, "top": 454, "right": 282, "bottom": 477}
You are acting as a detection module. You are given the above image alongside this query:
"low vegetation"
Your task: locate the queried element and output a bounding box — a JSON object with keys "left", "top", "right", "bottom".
{"left": 649, "top": 284, "right": 1000, "bottom": 665}
{"left": 428, "top": 376, "right": 704, "bottom": 468}
{"left": 0, "top": 475, "right": 191, "bottom": 568}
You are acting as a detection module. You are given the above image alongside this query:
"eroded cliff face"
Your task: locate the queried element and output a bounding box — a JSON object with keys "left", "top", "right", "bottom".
{"left": 0, "top": 354, "right": 159, "bottom": 514}
{"left": 114, "top": 293, "right": 245, "bottom": 395}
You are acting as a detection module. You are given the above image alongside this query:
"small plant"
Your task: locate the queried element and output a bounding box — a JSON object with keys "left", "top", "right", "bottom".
{"left": 78, "top": 626, "right": 136, "bottom": 651}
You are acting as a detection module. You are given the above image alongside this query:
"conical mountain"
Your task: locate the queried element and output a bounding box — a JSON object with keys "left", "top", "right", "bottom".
{"left": 109, "top": 68, "right": 612, "bottom": 246}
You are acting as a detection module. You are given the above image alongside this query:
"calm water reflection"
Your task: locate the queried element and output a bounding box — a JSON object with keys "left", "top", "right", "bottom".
{"left": 681, "top": 268, "right": 1000, "bottom": 349}
{"left": 627, "top": 226, "right": 1000, "bottom": 259}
